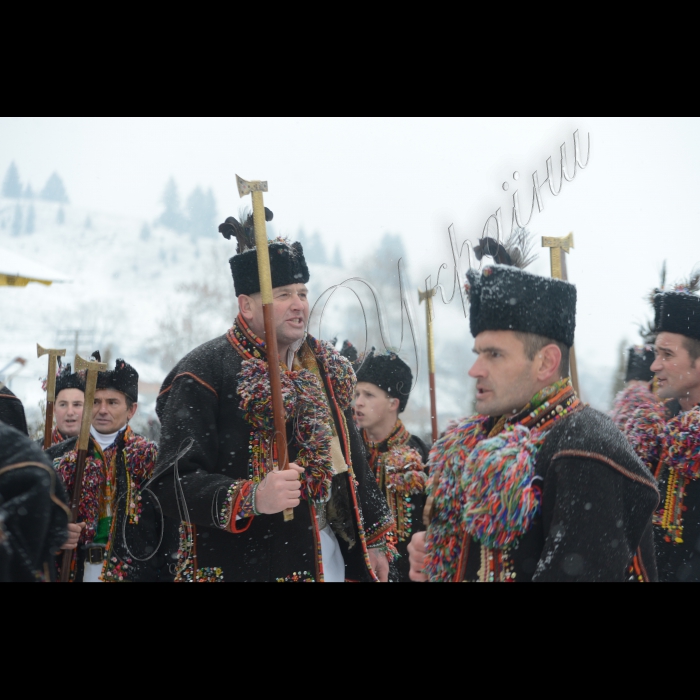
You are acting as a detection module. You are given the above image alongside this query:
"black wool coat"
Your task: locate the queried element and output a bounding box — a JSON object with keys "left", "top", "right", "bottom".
{"left": 0, "top": 387, "right": 28, "bottom": 436}
{"left": 458, "top": 408, "right": 659, "bottom": 582}
{"left": 153, "top": 334, "right": 393, "bottom": 583}
{"left": 0, "top": 422, "right": 70, "bottom": 582}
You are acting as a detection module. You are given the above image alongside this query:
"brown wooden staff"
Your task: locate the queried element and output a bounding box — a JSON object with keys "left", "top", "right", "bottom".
{"left": 542, "top": 233, "right": 581, "bottom": 397}
{"left": 237, "top": 176, "right": 293, "bottom": 522}
{"left": 60, "top": 354, "right": 107, "bottom": 582}
{"left": 37, "top": 345, "right": 66, "bottom": 449}
{"left": 419, "top": 287, "right": 439, "bottom": 444}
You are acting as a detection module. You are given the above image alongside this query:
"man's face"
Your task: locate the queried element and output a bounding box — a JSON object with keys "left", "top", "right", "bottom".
{"left": 54, "top": 389, "right": 84, "bottom": 438}
{"left": 92, "top": 389, "right": 137, "bottom": 435}
{"left": 243, "top": 284, "right": 310, "bottom": 349}
{"left": 354, "top": 382, "right": 397, "bottom": 432}
{"left": 468, "top": 331, "right": 539, "bottom": 417}
{"left": 651, "top": 332, "right": 700, "bottom": 401}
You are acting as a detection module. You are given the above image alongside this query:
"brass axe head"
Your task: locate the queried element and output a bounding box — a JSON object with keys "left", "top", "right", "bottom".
{"left": 74, "top": 354, "right": 108, "bottom": 452}
{"left": 542, "top": 232, "right": 575, "bottom": 253}
{"left": 237, "top": 175, "right": 268, "bottom": 199}
{"left": 37, "top": 344, "right": 67, "bottom": 402}
{"left": 419, "top": 287, "right": 437, "bottom": 305}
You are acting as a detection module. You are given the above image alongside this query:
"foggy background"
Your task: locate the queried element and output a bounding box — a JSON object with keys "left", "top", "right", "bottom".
{"left": 1, "top": 117, "right": 698, "bottom": 441}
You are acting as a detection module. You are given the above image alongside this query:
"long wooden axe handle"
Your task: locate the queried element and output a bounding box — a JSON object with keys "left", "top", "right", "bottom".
{"left": 37, "top": 345, "right": 66, "bottom": 450}
{"left": 419, "top": 287, "right": 439, "bottom": 444}
{"left": 542, "top": 233, "right": 581, "bottom": 397}
{"left": 59, "top": 354, "right": 107, "bottom": 583}
{"left": 237, "top": 176, "right": 293, "bottom": 523}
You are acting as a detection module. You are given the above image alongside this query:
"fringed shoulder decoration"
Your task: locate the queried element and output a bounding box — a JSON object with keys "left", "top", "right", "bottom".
{"left": 424, "top": 416, "right": 491, "bottom": 583}
{"left": 54, "top": 450, "right": 105, "bottom": 545}
{"left": 665, "top": 409, "right": 700, "bottom": 481}
{"left": 307, "top": 337, "right": 357, "bottom": 412}
{"left": 383, "top": 445, "right": 427, "bottom": 543}
{"left": 460, "top": 425, "right": 544, "bottom": 550}
{"left": 624, "top": 403, "right": 667, "bottom": 473}
{"left": 238, "top": 358, "right": 334, "bottom": 503}
{"left": 611, "top": 383, "right": 662, "bottom": 432}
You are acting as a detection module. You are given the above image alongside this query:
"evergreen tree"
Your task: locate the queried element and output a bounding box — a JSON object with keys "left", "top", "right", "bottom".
{"left": 186, "top": 186, "right": 218, "bottom": 238}
{"left": 41, "top": 173, "right": 70, "bottom": 203}
{"left": 296, "top": 228, "right": 308, "bottom": 249}
{"left": 11, "top": 205, "right": 23, "bottom": 236}
{"left": 56, "top": 207, "right": 65, "bottom": 225}
{"left": 2, "top": 162, "right": 22, "bottom": 199}
{"left": 23, "top": 184, "right": 34, "bottom": 200}
{"left": 84, "top": 216, "right": 93, "bottom": 229}
{"left": 156, "top": 178, "right": 186, "bottom": 232}
{"left": 333, "top": 246, "right": 343, "bottom": 268}
{"left": 25, "top": 205, "right": 36, "bottom": 234}
{"left": 306, "top": 232, "right": 327, "bottom": 264}
{"left": 140, "top": 223, "right": 152, "bottom": 241}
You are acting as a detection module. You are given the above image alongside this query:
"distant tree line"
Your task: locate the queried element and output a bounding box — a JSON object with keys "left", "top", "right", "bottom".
{"left": 2, "top": 162, "right": 69, "bottom": 203}
{"left": 155, "top": 178, "right": 218, "bottom": 240}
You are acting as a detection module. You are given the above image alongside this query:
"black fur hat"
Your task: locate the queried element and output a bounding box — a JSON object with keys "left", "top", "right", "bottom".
{"left": 466, "top": 266, "right": 577, "bottom": 348}
{"left": 355, "top": 351, "right": 413, "bottom": 414}
{"left": 220, "top": 210, "right": 310, "bottom": 297}
{"left": 55, "top": 364, "right": 85, "bottom": 397}
{"left": 97, "top": 359, "right": 139, "bottom": 404}
{"left": 626, "top": 346, "right": 656, "bottom": 383}
{"left": 0, "top": 385, "right": 28, "bottom": 436}
{"left": 654, "top": 291, "right": 700, "bottom": 342}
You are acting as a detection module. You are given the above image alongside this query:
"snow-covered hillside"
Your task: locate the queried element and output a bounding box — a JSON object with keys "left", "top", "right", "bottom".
{"left": 0, "top": 197, "right": 615, "bottom": 442}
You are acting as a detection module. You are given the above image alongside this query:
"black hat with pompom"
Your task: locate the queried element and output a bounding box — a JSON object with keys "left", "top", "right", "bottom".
{"left": 220, "top": 209, "right": 310, "bottom": 297}
{"left": 355, "top": 351, "right": 413, "bottom": 413}
{"left": 97, "top": 359, "right": 139, "bottom": 404}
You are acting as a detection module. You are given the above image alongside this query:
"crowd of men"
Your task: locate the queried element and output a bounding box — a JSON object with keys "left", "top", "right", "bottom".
{"left": 1, "top": 212, "right": 699, "bottom": 583}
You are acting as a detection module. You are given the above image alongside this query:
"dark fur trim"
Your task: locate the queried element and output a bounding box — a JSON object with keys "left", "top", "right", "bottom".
{"left": 626, "top": 346, "right": 656, "bottom": 383}
{"left": 466, "top": 266, "right": 577, "bottom": 348}
{"left": 654, "top": 291, "right": 700, "bottom": 341}
{"left": 97, "top": 359, "right": 139, "bottom": 403}
{"left": 230, "top": 241, "right": 310, "bottom": 297}
{"left": 355, "top": 352, "right": 413, "bottom": 413}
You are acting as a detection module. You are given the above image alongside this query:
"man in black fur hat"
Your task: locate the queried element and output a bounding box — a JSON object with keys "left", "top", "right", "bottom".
{"left": 152, "top": 212, "right": 394, "bottom": 582}
{"left": 39, "top": 364, "right": 87, "bottom": 461}
{"left": 0, "top": 384, "right": 29, "bottom": 435}
{"left": 408, "top": 260, "right": 659, "bottom": 583}
{"left": 624, "top": 278, "right": 700, "bottom": 582}
{"left": 355, "top": 351, "right": 429, "bottom": 582}
{"left": 53, "top": 359, "right": 168, "bottom": 582}
{"left": 0, "top": 421, "right": 71, "bottom": 582}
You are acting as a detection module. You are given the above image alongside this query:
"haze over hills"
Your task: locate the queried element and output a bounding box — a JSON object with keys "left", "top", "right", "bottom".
{"left": 0, "top": 195, "right": 617, "bottom": 442}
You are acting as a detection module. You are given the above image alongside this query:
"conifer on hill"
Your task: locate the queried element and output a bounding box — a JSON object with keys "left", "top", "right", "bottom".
{"left": 156, "top": 178, "right": 187, "bottom": 233}
{"left": 11, "top": 205, "right": 23, "bottom": 236}
{"left": 25, "top": 205, "right": 36, "bottom": 234}
{"left": 41, "top": 173, "right": 70, "bottom": 204}
{"left": 186, "top": 186, "right": 218, "bottom": 239}
{"left": 2, "top": 162, "right": 22, "bottom": 199}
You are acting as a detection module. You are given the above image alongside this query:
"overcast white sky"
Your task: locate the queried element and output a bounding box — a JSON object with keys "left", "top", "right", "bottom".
{"left": 2, "top": 117, "right": 698, "bottom": 373}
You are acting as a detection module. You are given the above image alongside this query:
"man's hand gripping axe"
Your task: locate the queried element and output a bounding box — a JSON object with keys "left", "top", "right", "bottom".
{"left": 237, "top": 176, "right": 293, "bottom": 523}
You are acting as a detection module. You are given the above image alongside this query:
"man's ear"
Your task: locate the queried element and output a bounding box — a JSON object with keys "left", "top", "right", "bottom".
{"left": 128, "top": 403, "right": 138, "bottom": 421}
{"left": 536, "top": 344, "right": 563, "bottom": 383}
{"left": 239, "top": 295, "right": 254, "bottom": 321}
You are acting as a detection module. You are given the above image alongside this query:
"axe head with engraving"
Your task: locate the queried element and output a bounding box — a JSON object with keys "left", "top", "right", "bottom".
{"left": 237, "top": 175, "right": 268, "bottom": 199}
{"left": 74, "top": 354, "right": 108, "bottom": 452}
{"left": 37, "top": 344, "right": 67, "bottom": 402}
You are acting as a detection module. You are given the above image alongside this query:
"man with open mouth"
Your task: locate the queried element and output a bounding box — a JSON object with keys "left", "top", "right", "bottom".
{"left": 409, "top": 241, "right": 659, "bottom": 583}
{"left": 41, "top": 363, "right": 86, "bottom": 461}
{"left": 152, "top": 210, "right": 394, "bottom": 583}
{"left": 624, "top": 274, "right": 700, "bottom": 582}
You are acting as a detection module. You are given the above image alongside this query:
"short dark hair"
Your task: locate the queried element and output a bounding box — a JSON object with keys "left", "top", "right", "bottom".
{"left": 125, "top": 397, "right": 136, "bottom": 411}
{"left": 684, "top": 337, "right": 700, "bottom": 366}
{"left": 515, "top": 332, "right": 570, "bottom": 380}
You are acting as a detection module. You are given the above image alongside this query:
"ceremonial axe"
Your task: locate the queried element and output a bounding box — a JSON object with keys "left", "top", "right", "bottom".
{"left": 37, "top": 344, "right": 67, "bottom": 450}
{"left": 419, "top": 287, "right": 440, "bottom": 445}
{"left": 60, "top": 354, "right": 107, "bottom": 583}
{"left": 542, "top": 233, "right": 581, "bottom": 397}
{"left": 236, "top": 175, "right": 293, "bottom": 523}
